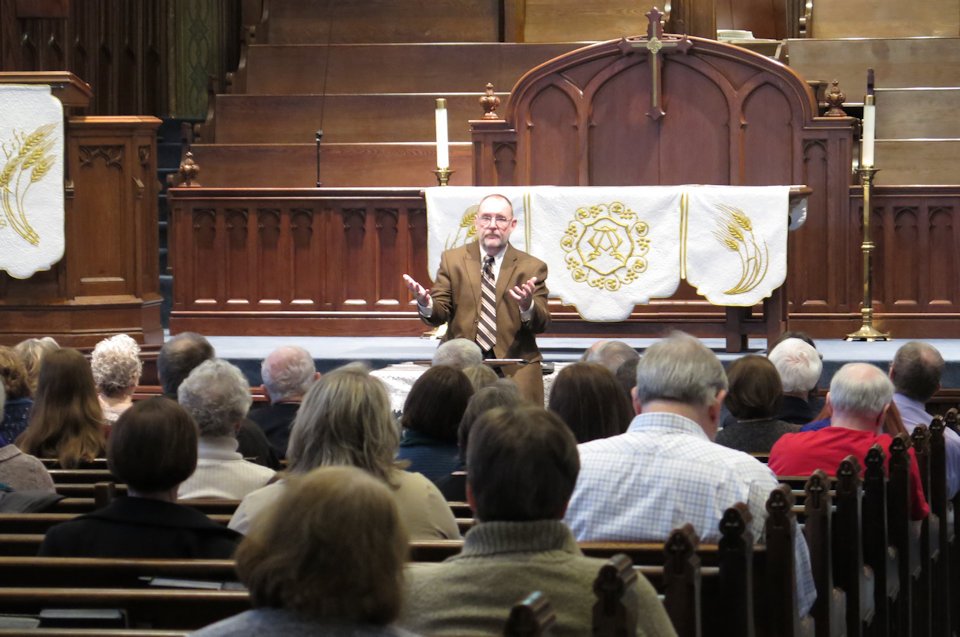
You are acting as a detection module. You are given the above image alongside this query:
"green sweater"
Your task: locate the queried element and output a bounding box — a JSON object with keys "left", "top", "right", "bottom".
{"left": 401, "top": 519, "right": 676, "bottom": 637}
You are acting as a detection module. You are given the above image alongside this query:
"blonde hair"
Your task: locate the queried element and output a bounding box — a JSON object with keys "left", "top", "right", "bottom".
{"left": 237, "top": 466, "right": 407, "bottom": 623}
{"left": 14, "top": 337, "right": 59, "bottom": 396}
{"left": 91, "top": 334, "right": 143, "bottom": 398}
{"left": 286, "top": 364, "right": 399, "bottom": 484}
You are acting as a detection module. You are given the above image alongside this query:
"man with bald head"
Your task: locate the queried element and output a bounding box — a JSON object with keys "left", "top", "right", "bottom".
{"left": 404, "top": 194, "right": 550, "bottom": 403}
{"left": 250, "top": 345, "right": 319, "bottom": 458}
{"left": 770, "top": 362, "right": 929, "bottom": 520}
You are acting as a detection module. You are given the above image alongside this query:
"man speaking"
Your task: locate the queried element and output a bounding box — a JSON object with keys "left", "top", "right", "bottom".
{"left": 404, "top": 194, "right": 550, "bottom": 403}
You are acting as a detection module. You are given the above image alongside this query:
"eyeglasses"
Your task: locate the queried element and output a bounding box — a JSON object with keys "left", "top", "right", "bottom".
{"left": 476, "top": 215, "right": 512, "bottom": 228}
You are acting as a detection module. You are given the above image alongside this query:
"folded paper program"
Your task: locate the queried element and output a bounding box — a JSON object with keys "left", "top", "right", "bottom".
{"left": 426, "top": 185, "right": 792, "bottom": 321}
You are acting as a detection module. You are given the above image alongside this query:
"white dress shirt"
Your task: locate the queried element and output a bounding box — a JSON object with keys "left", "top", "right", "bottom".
{"left": 564, "top": 411, "right": 816, "bottom": 617}
{"left": 893, "top": 392, "right": 960, "bottom": 497}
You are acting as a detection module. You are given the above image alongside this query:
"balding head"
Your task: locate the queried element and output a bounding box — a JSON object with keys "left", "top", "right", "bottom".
{"left": 829, "top": 363, "right": 893, "bottom": 429}
{"left": 261, "top": 346, "right": 318, "bottom": 403}
{"left": 582, "top": 340, "right": 639, "bottom": 374}
{"left": 890, "top": 341, "right": 944, "bottom": 402}
{"left": 158, "top": 332, "right": 214, "bottom": 396}
{"left": 768, "top": 337, "right": 822, "bottom": 396}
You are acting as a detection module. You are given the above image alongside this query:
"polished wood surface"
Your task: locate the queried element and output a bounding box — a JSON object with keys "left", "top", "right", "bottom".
{"left": 0, "top": 86, "right": 163, "bottom": 346}
{"left": 810, "top": 0, "right": 959, "bottom": 38}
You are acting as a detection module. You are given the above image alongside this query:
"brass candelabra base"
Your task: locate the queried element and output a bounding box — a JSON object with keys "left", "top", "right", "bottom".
{"left": 433, "top": 167, "right": 454, "bottom": 186}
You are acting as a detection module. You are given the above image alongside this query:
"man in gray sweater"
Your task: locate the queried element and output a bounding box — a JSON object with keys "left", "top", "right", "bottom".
{"left": 400, "top": 405, "right": 675, "bottom": 637}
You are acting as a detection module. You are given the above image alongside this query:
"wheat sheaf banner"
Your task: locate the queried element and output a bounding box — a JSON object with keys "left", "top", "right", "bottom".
{"left": 425, "top": 186, "right": 792, "bottom": 321}
{"left": 0, "top": 85, "right": 65, "bottom": 279}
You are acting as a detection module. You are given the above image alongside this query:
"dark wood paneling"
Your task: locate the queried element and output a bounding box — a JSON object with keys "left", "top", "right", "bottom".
{"left": 188, "top": 142, "right": 474, "bottom": 187}
{"left": 263, "top": 0, "right": 500, "bottom": 44}
{"left": 167, "top": 185, "right": 960, "bottom": 339}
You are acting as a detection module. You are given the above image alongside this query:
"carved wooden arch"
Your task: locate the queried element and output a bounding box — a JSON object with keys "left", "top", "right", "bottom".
{"left": 476, "top": 35, "right": 823, "bottom": 188}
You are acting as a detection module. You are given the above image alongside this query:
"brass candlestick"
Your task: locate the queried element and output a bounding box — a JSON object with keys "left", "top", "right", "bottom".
{"left": 433, "top": 167, "right": 454, "bottom": 186}
{"left": 845, "top": 166, "right": 889, "bottom": 341}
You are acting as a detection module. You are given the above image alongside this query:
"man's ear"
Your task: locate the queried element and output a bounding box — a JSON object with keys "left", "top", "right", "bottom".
{"left": 708, "top": 389, "right": 728, "bottom": 424}
{"left": 632, "top": 386, "right": 642, "bottom": 415}
{"left": 466, "top": 482, "right": 477, "bottom": 516}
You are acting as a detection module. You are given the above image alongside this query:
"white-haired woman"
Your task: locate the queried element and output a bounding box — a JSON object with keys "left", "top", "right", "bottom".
{"left": 229, "top": 364, "right": 460, "bottom": 541}
{"left": 91, "top": 334, "right": 143, "bottom": 425}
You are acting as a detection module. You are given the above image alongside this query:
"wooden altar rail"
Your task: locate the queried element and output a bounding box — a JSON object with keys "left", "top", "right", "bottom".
{"left": 167, "top": 185, "right": 960, "bottom": 340}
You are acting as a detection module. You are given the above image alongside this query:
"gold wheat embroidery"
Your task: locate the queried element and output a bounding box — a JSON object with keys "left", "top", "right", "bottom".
{"left": 0, "top": 123, "right": 57, "bottom": 246}
{"left": 712, "top": 203, "right": 768, "bottom": 295}
{"left": 445, "top": 204, "right": 478, "bottom": 250}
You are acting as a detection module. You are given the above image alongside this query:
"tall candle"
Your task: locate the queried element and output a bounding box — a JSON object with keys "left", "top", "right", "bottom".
{"left": 435, "top": 98, "right": 449, "bottom": 170}
{"left": 862, "top": 95, "right": 875, "bottom": 168}
{"left": 861, "top": 68, "right": 876, "bottom": 168}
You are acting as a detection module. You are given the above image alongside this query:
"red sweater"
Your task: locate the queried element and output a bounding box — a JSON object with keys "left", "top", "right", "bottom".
{"left": 769, "top": 426, "right": 929, "bottom": 520}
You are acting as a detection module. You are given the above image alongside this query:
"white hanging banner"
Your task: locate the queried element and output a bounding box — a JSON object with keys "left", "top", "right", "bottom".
{"left": 0, "top": 84, "right": 65, "bottom": 279}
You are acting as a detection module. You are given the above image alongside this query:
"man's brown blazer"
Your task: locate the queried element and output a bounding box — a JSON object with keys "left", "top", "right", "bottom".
{"left": 421, "top": 241, "right": 549, "bottom": 400}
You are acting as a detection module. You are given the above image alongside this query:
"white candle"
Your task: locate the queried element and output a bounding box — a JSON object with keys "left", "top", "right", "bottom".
{"left": 435, "top": 98, "right": 449, "bottom": 170}
{"left": 861, "top": 94, "right": 876, "bottom": 168}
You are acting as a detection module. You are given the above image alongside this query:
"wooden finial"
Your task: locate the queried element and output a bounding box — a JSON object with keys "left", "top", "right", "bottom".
{"left": 480, "top": 83, "right": 501, "bottom": 120}
{"left": 178, "top": 150, "right": 201, "bottom": 187}
{"left": 824, "top": 79, "right": 847, "bottom": 117}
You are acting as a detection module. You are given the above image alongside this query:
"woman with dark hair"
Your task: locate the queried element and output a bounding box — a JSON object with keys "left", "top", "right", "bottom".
{"left": 229, "top": 364, "right": 458, "bottom": 541}
{"left": 397, "top": 365, "right": 474, "bottom": 484}
{"left": 716, "top": 355, "right": 801, "bottom": 453}
{"left": 548, "top": 362, "right": 633, "bottom": 443}
{"left": 0, "top": 346, "right": 33, "bottom": 444}
{"left": 17, "top": 348, "right": 106, "bottom": 468}
{"left": 40, "top": 397, "right": 241, "bottom": 558}
{"left": 193, "top": 466, "right": 413, "bottom": 636}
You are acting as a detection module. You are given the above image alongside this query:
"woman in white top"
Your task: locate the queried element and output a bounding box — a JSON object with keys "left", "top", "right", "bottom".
{"left": 230, "top": 364, "right": 459, "bottom": 541}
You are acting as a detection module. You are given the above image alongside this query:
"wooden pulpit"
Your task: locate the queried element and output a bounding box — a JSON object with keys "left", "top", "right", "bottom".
{"left": 0, "top": 72, "right": 162, "bottom": 347}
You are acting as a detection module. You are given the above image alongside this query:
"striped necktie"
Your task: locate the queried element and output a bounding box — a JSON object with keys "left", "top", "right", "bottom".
{"left": 477, "top": 255, "right": 497, "bottom": 353}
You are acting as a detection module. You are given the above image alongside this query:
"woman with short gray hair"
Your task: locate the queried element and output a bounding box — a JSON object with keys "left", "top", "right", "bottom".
{"left": 229, "top": 364, "right": 460, "bottom": 541}
{"left": 91, "top": 334, "right": 143, "bottom": 424}
{"left": 177, "top": 359, "right": 275, "bottom": 500}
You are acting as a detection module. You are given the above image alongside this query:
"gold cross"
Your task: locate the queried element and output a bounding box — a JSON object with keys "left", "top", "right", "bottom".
{"left": 620, "top": 7, "right": 693, "bottom": 120}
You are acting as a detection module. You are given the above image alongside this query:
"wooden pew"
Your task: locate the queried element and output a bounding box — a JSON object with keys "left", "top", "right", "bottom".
{"left": 0, "top": 588, "right": 247, "bottom": 630}
{"left": 0, "top": 533, "right": 45, "bottom": 556}
{"left": 48, "top": 498, "right": 242, "bottom": 518}
{"left": 503, "top": 590, "right": 554, "bottom": 636}
{"left": 0, "top": 557, "right": 238, "bottom": 588}
{"left": 833, "top": 457, "right": 876, "bottom": 637}
{"left": 862, "top": 444, "right": 901, "bottom": 637}
{"left": 909, "top": 425, "right": 940, "bottom": 637}
{"left": 48, "top": 470, "right": 117, "bottom": 485}
{"left": 887, "top": 434, "right": 920, "bottom": 636}
{"left": 802, "top": 470, "right": 846, "bottom": 637}
{"left": 0, "top": 513, "right": 232, "bottom": 534}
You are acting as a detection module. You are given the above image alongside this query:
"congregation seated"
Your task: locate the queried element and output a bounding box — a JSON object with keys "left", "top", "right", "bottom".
{"left": 90, "top": 333, "right": 142, "bottom": 425}
{"left": 461, "top": 363, "right": 498, "bottom": 391}
{"left": 439, "top": 380, "right": 523, "bottom": 501}
{"left": 159, "top": 332, "right": 279, "bottom": 469}
{"left": 432, "top": 338, "right": 483, "bottom": 370}
{"left": 39, "top": 397, "right": 241, "bottom": 558}
{"left": 563, "top": 331, "right": 816, "bottom": 617}
{"left": 177, "top": 360, "right": 276, "bottom": 500}
{"left": 716, "top": 355, "right": 800, "bottom": 453}
{"left": 229, "top": 364, "right": 460, "bottom": 541}
{"left": 398, "top": 365, "right": 474, "bottom": 485}
{"left": 770, "top": 362, "right": 930, "bottom": 520}
{"left": 581, "top": 339, "right": 640, "bottom": 403}
{"left": 248, "top": 345, "right": 319, "bottom": 459}
{"left": 767, "top": 336, "right": 823, "bottom": 425}
{"left": 193, "top": 465, "right": 413, "bottom": 637}
{"left": 0, "top": 345, "right": 33, "bottom": 444}
{"left": 12, "top": 336, "right": 58, "bottom": 397}
{"left": 548, "top": 362, "right": 632, "bottom": 443}
{"left": 16, "top": 348, "right": 106, "bottom": 469}
{"left": 889, "top": 340, "right": 960, "bottom": 497}
{"left": 401, "top": 405, "right": 675, "bottom": 637}
{"left": 0, "top": 382, "right": 54, "bottom": 493}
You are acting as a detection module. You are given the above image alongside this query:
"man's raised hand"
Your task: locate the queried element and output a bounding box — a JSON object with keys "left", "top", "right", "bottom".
{"left": 402, "top": 274, "right": 431, "bottom": 306}
{"left": 509, "top": 276, "right": 538, "bottom": 312}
